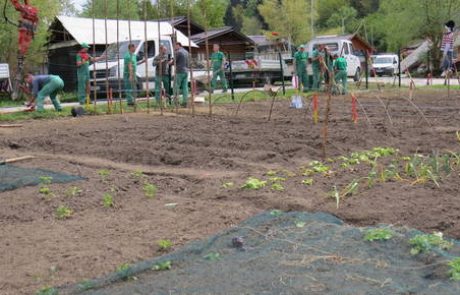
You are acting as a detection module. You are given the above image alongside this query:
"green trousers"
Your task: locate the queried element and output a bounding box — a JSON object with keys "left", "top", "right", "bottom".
{"left": 296, "top": 70, "right": 309, "bottom": 91}
{"left": 36, "top": 76, "right": 64, "bottom": 111}
{"left": 174, "top": 72, "right": 188, "bottom": 105}
{"left": 312, "top": 67, "right": 322, "bottom": 91}
{"left": 77, "top": 72, "right": 89, "bottom": 105}
{"left": 124, "top": 76, "right": 136, "bottom": 105}
{"left": 155, "top": 75, "right": 171, "bottom": 103}
{"left": 335, "top": 70, "right": 347, "bottom": 94}
{"left": 211, "top": 69, "right": 227, "bottom": 92}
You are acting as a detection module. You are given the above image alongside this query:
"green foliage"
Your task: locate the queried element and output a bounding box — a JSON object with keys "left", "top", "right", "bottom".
{"left": 39, "top": 176, "right": 53, "bottom": 185}
{"left": 153, "top": 260, "right": 172, "bottom": 271}
{"left": 192, "top": 0, "right": 228, "bottom": 28}
{"left": 102, "top": 193, "right": 114, "bottom": 208}
{"left": 204, "top": 252, "right": 221, "bottom": 261}
{"left": 77, "top": 280, "right": 94, "bottom": 291}
{"left": 39, "top": 186, "right": 52, "bottom": 195}
{"left": 364, "top": 228, "right": 394, "bottom": 241}
{"left": 66, "top": 186, "right": 82, "bottom": 197}
{"left": 55, "top": 205, "right": 73, "bottom": 219}
{"left": 157, "top": 239, "right": 173, "bottom": 251}
{"left": 448, "top": 257, "right": 460, "bottom": 281}
{"left": 268, "top": 176, "right": 287, "bottom": 183}
{"left": 302, "top": 178, "right": 314, "bottom": 186}
{"left": 97, "top": 169, "right": 111, "bottom": 181}
{"left": 222, "top": 181, "right": 234, "bottom": 188}
{"left": 270, "top": 209, "right": 283, "bottom": 217}
{"left": 295, "top": 221, "right": 306, "bottom": 228}
{"left": 36, "top": 286, "right": 58, "bottom": 295}
{"left": 116, "top": 263, "right": 136, "bottom": 280}
{"left": 130, "top": 170, "right": 145, "bottom": 182}
{"left": 409, "top": 233, "right": 453, "bottom": 255}
{"left": 271, "top": 183, "right": 284, "bottom": 191}
{"left": 143, "top": 183, "right": 157, "bottom": 199}
{"left": 330, "top": 185, "right": 340, "bottom": 209}
{"left": 81, "top": 0, "right": 140, "bottom": 20}
{"left": 241, "top": 177, "right": 267, "bottom": 190}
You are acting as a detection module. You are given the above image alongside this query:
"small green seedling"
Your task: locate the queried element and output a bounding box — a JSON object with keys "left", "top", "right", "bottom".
{"left": 268, "top": 176, "right": 287, "bottom": 183}
{"left": 97, "top": 169, "right": 111, "bottom": 181}
{"left": 102, "top": 193, "right": 114, "bottom": 208}
{"left": 143, "top": 183, "right": 157, "bottom": 199}
{"left": 222, "top": 181, "right": 234, "bottom": 188}
{"left": 66, "top": 186, "right": 82, "bottom": 197}
{"left": 116, "top": 263, "right": 136, "bottom": 280}
{"left": 157, "top": 239, "right": 173, "bottom": 251}
{"left": 271, "top": 183, "right": 284, "bottom": 191}
{"left": 270, "top": 209, "right": 283, "bottom": 217}
{"left": 331, "top": 185, "right": 340, "bottom": 209}
{"left": 77, "top": 280, "right": 94, "bottom": 291}
{"left": 204, "top": 252, "right": 221, "bottom": 261}
{"left": 364, "top": 228, "right": 394, "bottom": 241}
{"left": 266, "top": 170, "right": 277, "bottom": 176}
{"left": 295, "top": 221, "right": 306, "bottom": 228}
{"left": 55, "top": 205, "right": 73, "bottom": 219}
{"left": 39, "top": 186, "right": 52, "bottom": 195}
{"left": 38, "top": 176, "right": 54, "bottom": 199}
{"left": 241, "top": 177, "right": 267, "bottom": 190}
{"left": 409, "top": 233, "right": 453, "bottom": 255}
{"left": 448, "top": 257, "right": 460, "bottom": 281}
{"left": 301, "top": 178, "right": 313, "bottom": 186}
{"left": 153, "top": 260, "right": 172, "bottom": 271}
{"left": 39, "top": 176, "right": 53, "bottom": 185}
{"left": 130, "top": 170, "right": 145, "bottom": 182}
{"left": 36, "top": 286, "right": 58, "bottom": 295}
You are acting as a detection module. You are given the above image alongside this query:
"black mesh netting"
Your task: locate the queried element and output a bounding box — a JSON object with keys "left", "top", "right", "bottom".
{"left": 60, "top": 211, "right": 460, "bottom": 295}
{"left": 0, "top": 164, "right": 83, "bottom": 192}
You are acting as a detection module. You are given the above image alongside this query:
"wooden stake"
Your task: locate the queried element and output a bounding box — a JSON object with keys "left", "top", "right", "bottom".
{"left": 0, "top": 124, "right": 23, "bottom": 128}
{"left": 0, "top": 155, "right": 34, "bottom": 165}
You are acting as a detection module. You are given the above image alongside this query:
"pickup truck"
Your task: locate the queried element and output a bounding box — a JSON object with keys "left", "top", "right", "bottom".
{"left": 228, "top": 57, "right": 290, "bottom": 86}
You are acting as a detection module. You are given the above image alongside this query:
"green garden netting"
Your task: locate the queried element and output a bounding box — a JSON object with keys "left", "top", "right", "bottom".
{"left": 0, "top": 164, "right": 83, "bottom": 192}
{"left": 60, "top": 211, "right": 460, "bottom": 295}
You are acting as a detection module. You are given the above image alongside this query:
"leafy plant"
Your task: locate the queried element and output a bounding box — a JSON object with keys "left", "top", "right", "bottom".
{"left": 116, "top": 263, "right": 135, "bottom": 280}
{"left": 271, "top": 183, "right": 284, "bottom": 191}
{"left": 152, "top": 260, "right": 172, "bottom": 271}
{"left": 341, "top": 179, "right": 359, "bottom": 197}
{"left": 266, "top": 170, "right": 277, "bottom": 176}
{"left": 36, "top": 286, "right": 58, "bottom": 295}
{"left": 268, "top": 176, "right": 287, "bottom": 183}
{"left": 241, "top": 177, "right": 267, "bottom": 190}
{"left": 157, "top": 239, "right": 173, "bottom": 251}
{"left": 364, "top": 228, "right": 394, "bottom": 241}
{"left": 308, "top": 161, "right": 330, "bottom": 174}
{"left": 77, "top": 280, "right": 94, "bottom": 291}
{"left": 295, "top": 221, "right": 306, "bottom": 228}
{"left": 66, "top": 186, "right": 82, "bottom": 197}
{"left": 143, "top": 183, "right": 157, "bottom": 199}
{"left": 270, "top": 209, "right": 283, "bottom": 217}
{"left": 302, "top": 178, "right": 314, "bottom": 186}
{"left": 204, "top": 252, "right": 221, "bottom": 261}
{"left": 55, "top": 205, "right": 73, "bottom": 219}
{"left": 38, "top": 176, "right": 54, "bottom": 199}
{"left": 409, "top": 233, "right": 453, "bottom": 255}
{"left": 39, "top": 176, "right": 53, "bottom": 185}
{"left": 222, "top": 181, "right": 234, "bottom": 188}
{"left": 448, "top": 257, "right": 460, "bottom": 281}
{"left": 97, "top": 169, "right": 111, "bottom": 181}
{"left": 102, "top": 193, "right": 114, "bottom": 208}
{"left": 330, "top": 185, "right": 340, "bottom": 209}
{"left": 130, "top": 170, "right": 145, "bottom": 182}
{"left": 39, "top": 186, "right": 52, "bottom": 195}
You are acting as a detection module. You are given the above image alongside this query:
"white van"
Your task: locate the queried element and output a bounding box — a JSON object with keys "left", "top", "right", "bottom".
{"left": 371, "top": 54, "right": 399, "bottom": 76}
{"left": 89, "top": 38, "right": 173, "bottom": 95}
{"left": 307, "top": 36, "right": 361, "bottom": 81}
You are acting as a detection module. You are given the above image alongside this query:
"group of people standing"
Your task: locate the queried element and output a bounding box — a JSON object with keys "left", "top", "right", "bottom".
{"left": 294, "top": 44, "right": 348, "bottom": 95}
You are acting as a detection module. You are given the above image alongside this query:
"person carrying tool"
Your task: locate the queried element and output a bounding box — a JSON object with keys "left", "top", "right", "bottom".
{"left": 293, "top": 45, "right": 309, "bottom": 92}
{"left": 210, "top": 44, "right": 228, "bottom": 93}
{"left": 172, "top": 42, "right": 189, "bottom": 107}
{"left": 152, "top": 45, "right": 171, "bottom": 105}
{"left": 440, "top": 20, "right": 455, "bottom": 77}
{"left": 76, "top": 42, "right": 106, "bottom": 105}
{"left": 333, "top": 54, "right": 348, "bottom": 95}
{"left": 311, "top": 44, "right": 324, "bottom": 90}
{"left": 24, "top": 73, "right": 63, "bottom": 112}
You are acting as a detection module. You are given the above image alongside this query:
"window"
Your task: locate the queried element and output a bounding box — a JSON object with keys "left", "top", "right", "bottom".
{"left": 343, "top": 43, "right": 349, "bottom": 55}
{"left": 137, "top": 40, "right": 155, "bottom": 60}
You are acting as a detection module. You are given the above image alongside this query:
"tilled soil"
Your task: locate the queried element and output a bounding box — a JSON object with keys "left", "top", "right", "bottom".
{"left": 1, "top": 90, "right": 460, "bottom": 294}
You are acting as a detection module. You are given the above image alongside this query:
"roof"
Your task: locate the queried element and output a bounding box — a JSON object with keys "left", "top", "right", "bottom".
{"left": 191, "top": 26, "right": 255, "bottom": 45}
{"left": 248, "top": 35, "right": 273, "bottom": 47}
{"left": 309, "top": 34, "right": 373, "bottom": 51}
{"left": 54, "top": 16, "right": 197, "bottom": 47}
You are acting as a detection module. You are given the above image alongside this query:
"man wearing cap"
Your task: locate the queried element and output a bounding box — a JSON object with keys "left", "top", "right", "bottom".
{"left": 440, "top": 20, "right": 455, "bottom": 77}
{"left": 333, "top": 54, "right": 348, "bottom": 95}
{"left": 76, "top": 42, "right": 106, "bottom": 105}
{"left": 24, "top": 73, "right": 64, "bottom": 112}
{"left": 210, "top": 44, "right": 228, "bottom": 93}
{"left": 294, "top": 45, "right": 309, "bottom": 92}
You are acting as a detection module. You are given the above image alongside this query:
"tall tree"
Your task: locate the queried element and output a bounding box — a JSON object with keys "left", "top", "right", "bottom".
{"left": 258, "top": 0, "right": 312, "bottom": 45}
{"left": 191, "top": 0, "right": 227, "bottom": 28}
{"left": 81, "top": 0, "right": 140, "bottom": 20}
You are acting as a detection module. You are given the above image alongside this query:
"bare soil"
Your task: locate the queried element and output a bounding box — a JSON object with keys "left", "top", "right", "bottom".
{"left": 1, "top": 89, "right": 460, "bottom": 294}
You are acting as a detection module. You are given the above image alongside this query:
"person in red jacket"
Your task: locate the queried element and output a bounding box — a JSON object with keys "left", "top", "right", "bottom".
{"left": 11, "top": 0, "right": 38, "bottom": 56}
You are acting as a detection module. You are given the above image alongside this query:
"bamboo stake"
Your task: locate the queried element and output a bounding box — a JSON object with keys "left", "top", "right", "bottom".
{"left": 116, "top": 0, "right": 123, "bottom": 114}
{"left": 202, "top": 8, "right": 212, "bottom": 116}
{"left": 157, "top": 0, "right": 163, "bottom": 115}
{"left": 144, "top": 0, "right": 150, "bottom": 114}
{"left": 170, "top": 1, "right": 179, "bottom": 113}
{"left": 104, "top": 0, "right": 111, "bottom": 114}
{"left": 91, "top": 0, "right": 97, "bottom": 113}
{"left": 187, "top": 1, "right": 195, "bottom": 116}
{"left": 0, "top": 155, "right": 34, "bottom": 165}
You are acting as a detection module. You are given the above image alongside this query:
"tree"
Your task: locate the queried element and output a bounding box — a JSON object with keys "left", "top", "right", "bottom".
{"left": 258, "top": 0, "right": 312, "bottom": 45}
{"left": 326, "top": 6, "right": 358, "bottom": 34}
{"left": 80, "top": 0, "right": 140, "bottom": 20}
{"left": 191, "top": 0, "right": 227, "bottom": 28}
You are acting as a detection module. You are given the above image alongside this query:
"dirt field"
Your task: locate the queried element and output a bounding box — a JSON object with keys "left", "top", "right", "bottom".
{"left": 1, "top": 89, "right": 460, "bottom": 294}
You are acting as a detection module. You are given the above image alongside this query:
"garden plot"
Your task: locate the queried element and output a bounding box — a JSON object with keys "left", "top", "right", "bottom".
{"left": 0, "top": 89, "right": 459, "bottom": 294}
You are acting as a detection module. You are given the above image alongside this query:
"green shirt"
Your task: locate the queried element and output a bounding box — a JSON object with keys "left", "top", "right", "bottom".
{"left": 312, "top": 49, "right": 321, "bottom": 70}
{"left": 334, "top": 57, "right": 347, "bottom": 71}
{"left": 124, "top": 52, "right": 137, "bottom": 78}
{"left": 76, "top": 52, "right": 91, "bottom": 77}
{"left": 294, "top": 51, "right": 308, "bottom": 72}
{"left": 211, "top": 51, "right": 225, "bottom": 71}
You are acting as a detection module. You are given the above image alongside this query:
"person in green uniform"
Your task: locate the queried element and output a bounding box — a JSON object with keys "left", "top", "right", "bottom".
{"left": 172, "top": 42, "right": 189, "bottom": 107}
{"left": 294, "top": 45, "right": 309, "bottom": 92}
{"left": 323, "top": 46, "right": 334, "bottom": 89}
{"left": 210, "top": 44, "right": 228, "bottom": 93}
{"left": 25, "top": 73, "right": 64, "bottom": 112}
{"left": 75, "top": 42, "right": 105, "bottom": 105}
{"left": 311, "top": 44, "right": 324, "bottom": 91}
{"left": 153, "top": 45, "right": 171, "bottom": 105}
{"left": 124, "top": 43, "right": 138, "bottom": 106}
{"left": 333, "top": 54, "right": 348, "bottom": 95}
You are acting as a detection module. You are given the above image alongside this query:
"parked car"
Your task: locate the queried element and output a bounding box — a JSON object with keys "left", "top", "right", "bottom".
{"left": 371, "top": 54, "right": 399, "bottom": 76}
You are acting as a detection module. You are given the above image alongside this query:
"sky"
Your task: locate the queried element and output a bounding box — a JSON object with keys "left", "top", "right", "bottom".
{"left": 72, "top": 0, "right": 86, "bottom": 11}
